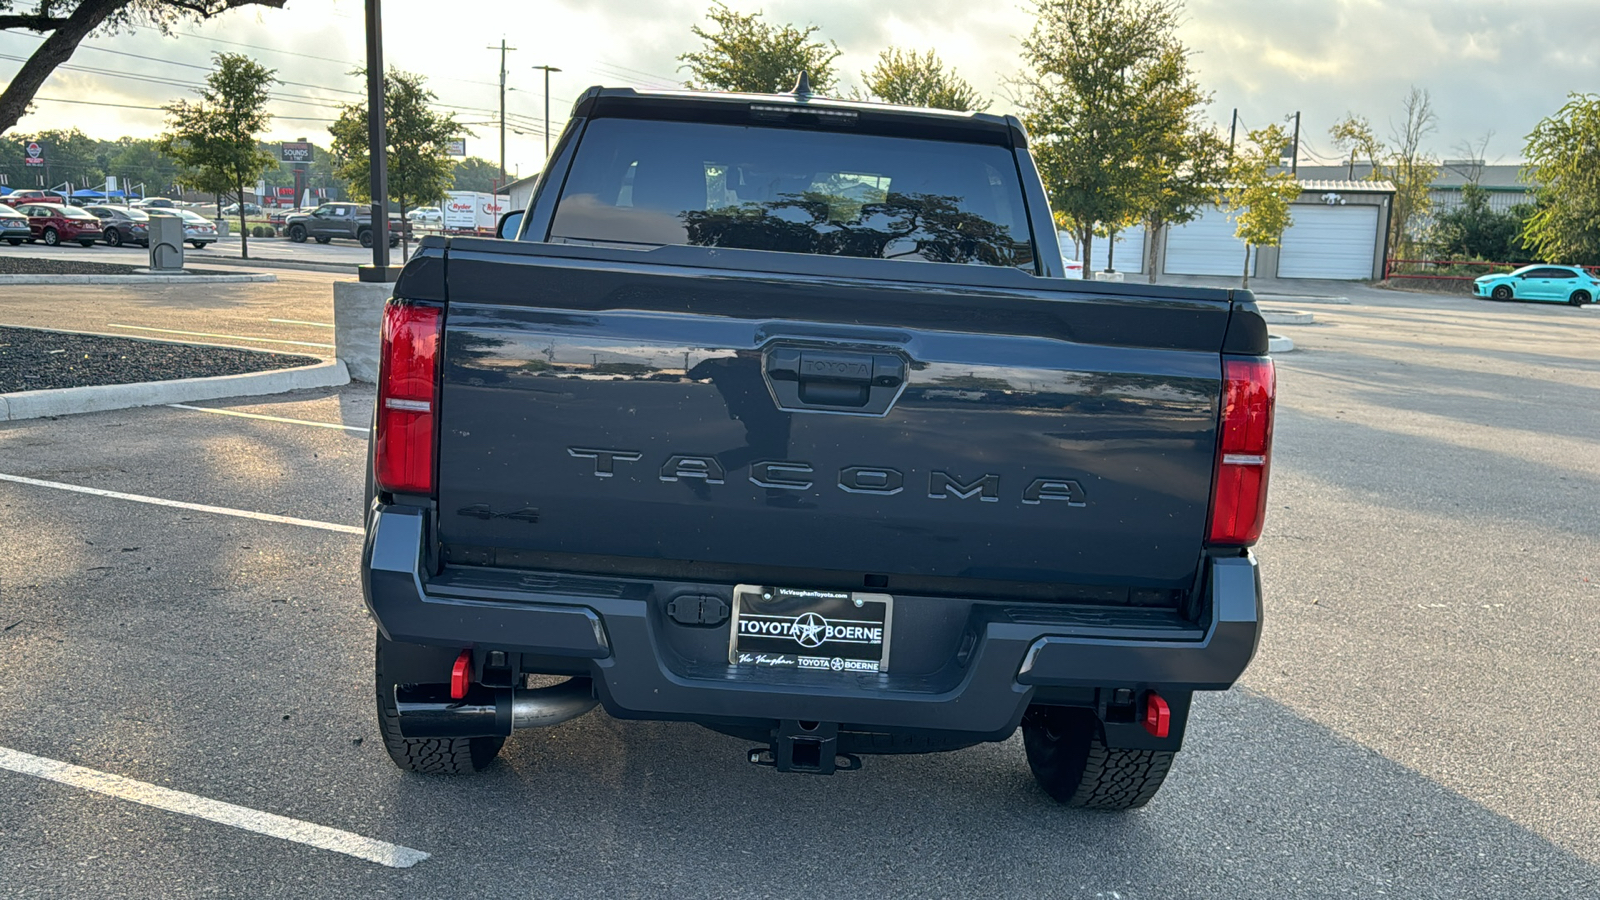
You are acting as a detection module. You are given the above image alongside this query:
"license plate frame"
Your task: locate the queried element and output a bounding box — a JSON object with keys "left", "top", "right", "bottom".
{"left": 728, "top": 584, "right": 893, "bottom": 674}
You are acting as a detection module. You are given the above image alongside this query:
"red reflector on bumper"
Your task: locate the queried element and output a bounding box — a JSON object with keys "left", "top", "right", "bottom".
{"left": 450, "top": 651, "right": 471, "bottom": 700}
{"left": 1144, "top": 692, "right": 1170, "bottom": 738}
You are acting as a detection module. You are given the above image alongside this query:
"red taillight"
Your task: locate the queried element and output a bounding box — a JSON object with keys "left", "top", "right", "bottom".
{"left": 1208, "top": 357, "right": 1275, "bottom": 546}
{"left": 375, "top": 301, "right": 442, "bottom": 496}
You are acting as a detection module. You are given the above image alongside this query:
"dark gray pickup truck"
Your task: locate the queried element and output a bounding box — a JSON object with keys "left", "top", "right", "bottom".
{"left": 284, "top": 202, "right": 404, "bottom": 248}
{"left": 362, "top": 85, "right": 1274, "bottom": 809}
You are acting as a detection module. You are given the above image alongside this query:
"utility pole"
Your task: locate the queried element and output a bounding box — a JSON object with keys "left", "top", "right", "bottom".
{"left": 532, "top": 64, "right": 561, "bottom": 160}
{"left": 1290, "top": 110, "right": 1301, "bottom": 176}
{"left": 1228, "top": 108, "right": 1237, "bottom": 159}
{"left": 487, "top": 39, "right": 516, "bottom": 190}
{"left": 361, "top": 0, "right": 394, "bottom": 281}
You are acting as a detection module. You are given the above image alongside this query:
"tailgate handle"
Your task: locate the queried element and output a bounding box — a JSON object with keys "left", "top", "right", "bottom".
{"left": 764, "top": 348, "right": 907, "bottom": 414}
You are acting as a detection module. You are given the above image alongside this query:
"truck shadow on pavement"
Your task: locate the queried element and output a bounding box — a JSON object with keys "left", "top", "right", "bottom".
{"left": 373, "top": 687, "right": 1600, "bottom": 898}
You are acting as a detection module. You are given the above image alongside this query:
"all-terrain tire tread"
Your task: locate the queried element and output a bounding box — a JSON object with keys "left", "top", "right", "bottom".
{"left": 1023, "top": 708, "right": 1175, "bottom": 811}
{"left": 375, "top": 634, "right": 503, "bottom": 775}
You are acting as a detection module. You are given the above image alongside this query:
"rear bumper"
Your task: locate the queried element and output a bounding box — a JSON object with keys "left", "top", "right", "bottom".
{"left": 363, "top": 507, "right": 1262, "bottom": 740}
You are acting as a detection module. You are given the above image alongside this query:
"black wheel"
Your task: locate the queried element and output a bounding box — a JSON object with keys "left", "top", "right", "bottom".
{"left": 359, "top": 229, "right": 374, "bottom": 248}
{"left": 1490, "top": 284, "right": 1513, "bottom": 301}
{"left": 1021, "top": 706, "right": 1174, "bottom": 810}
{"left": 105, "top": 227, "right": 123, "bottom": 247}
{"left": 5, "top": 238, "right": 20, "bottom": 246}
{"left": 288, "top": 224, "right": 307, "bottom": 243}
{"left": 79, "top": 240, "right": 96, "bottom": 247}
{"left": 190, "top": 240, "right": 205, "bottom": 249}
{"left": 375, "top": 632, "right": 504, "bottom": 774}
{"left": 314, "top": 235, "right": 332, "bottom": 244}
{"left": 1570, "top": 290, "right": 1590, "bottom": 307}
{"left": 42, "top": 227, "right": 59, "bottom": 246}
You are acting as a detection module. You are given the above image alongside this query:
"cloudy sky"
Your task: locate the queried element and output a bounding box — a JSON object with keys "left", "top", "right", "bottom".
{"left": 3, "top": 0, "right": 1596, "bottom": 176}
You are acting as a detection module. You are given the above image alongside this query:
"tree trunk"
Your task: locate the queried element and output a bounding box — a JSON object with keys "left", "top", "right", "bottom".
{"left": 0, "top": 0, "right": 132, "bottom": 136}
{"left": 399, "top": 195, "right": 410, "bottom": 262}
{"left": 1241, "top": 243, "right": 1252, "bottom": 290}
{"left": 1105, "top": 230, "right": 1116, "bottom": 273}
{"left": 1146, "top": 218, "right": 1161, "bottom": 284}
{"left": 1078, "top": 227, "right": 1094, "bottom": 280}
{"left": 237, "top": 175, "right": 250, "bottom": 260}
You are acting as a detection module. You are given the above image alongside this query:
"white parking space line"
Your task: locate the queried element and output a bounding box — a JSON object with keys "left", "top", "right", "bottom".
{"left": 0, "top": 473, "right": 363, "bottom": 535}
{"left": 105, "top": 324, "right": 336, "bottom": 349}
{"left": 167, "top": 403, "right": 367, "bottom": 434}
{"left": 269, "top": 318, "right": 335, "bottom": 329}
{"left": 0, "top": 746, "right": 428, "bottom": 868}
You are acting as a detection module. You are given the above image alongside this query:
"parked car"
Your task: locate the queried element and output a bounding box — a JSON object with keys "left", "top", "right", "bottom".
{"left": 407, "top": 206, "right": 443, "bottom": 226}
{"left": 284, "top": 202, "right": 405, "bottom": 247}
{"left": 1474, "top": 265, "right": 1598, "bottom": 306}
{"left": 361, "top": 86, "right": 1272, "bottom": 811}
{"left": 221, "top": 202, "right": 263, "bottom": 217}
{"left": 138, "top": 197, "right": 179, "bottom": 209}
{"left": 12, "top": 202, "right": 103, "bottom": 246}
{"left": 84, "top": 205, "right": 152, "bottom": 248}
{"left": 146, "top": 208, "right": 219, "bottom": 249}
{"left": 0, "top": 204, "right": 32, "bottom": 244}
{"left": 268, "top": 207, "right": 308, "bottom": 227}
{"left": 0, "top": 189, "right": 68, "bottom": 207}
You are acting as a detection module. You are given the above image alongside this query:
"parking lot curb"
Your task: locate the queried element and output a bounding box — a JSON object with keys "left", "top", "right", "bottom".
{"left": 0, "top": 272, "right": 276, "bottom": 285}
{"left": 1268, "top": 335, "right": 1295, "bottom": 353}
{"left": 0, "top": 359, "right": 349, "bottom": 422}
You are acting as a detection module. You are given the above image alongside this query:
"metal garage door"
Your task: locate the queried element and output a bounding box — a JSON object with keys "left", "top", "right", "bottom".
{"left": 1164, "top": 207, "right": 1251, "bottom": 276}
{"left": 1089, "top": 225, "right": 1145, "bottom": 274}
{"left": 1277, "top": 205, "right": 1380, "bottom": 280}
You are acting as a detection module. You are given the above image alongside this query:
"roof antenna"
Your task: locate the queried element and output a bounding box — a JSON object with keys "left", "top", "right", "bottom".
{"left": 791, "top": 71, "right": 812, "bottom": 97}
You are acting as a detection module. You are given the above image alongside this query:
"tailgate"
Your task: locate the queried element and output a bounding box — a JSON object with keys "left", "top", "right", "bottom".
{"left": 435, "top": 246, "right": 1232, "bottom": 594}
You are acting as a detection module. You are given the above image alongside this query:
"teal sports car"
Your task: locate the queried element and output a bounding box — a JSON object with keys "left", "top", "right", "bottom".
{"left": 1474, "top": 265, "right": 1598, "bottom": 305}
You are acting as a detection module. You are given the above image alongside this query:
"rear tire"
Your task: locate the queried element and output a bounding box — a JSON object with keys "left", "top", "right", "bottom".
{"left": 288, "top": 224, "right": 307, "bottom": 243}
{"left": 1570, "top": 291, "right": 1590, "bottom": 307}
{"left": 105, "top": 227, "right": 123, "bottom": 247}
{"left": 1022, "top": 706, "right": 1174, "bottom": 810}
{"left": 5, "top": 238, "right": 20, "bottom": 246}
{"left": 80, "top": 239, "right": 96, "bottom": 247}
{"left": 1490, "top": 284, "right": 1513, "bottom": 301}
{"left": 42, "top": 227, "right": 59, "bottom": 246}
{"left": 315, "top": 235, "right": 332, "bottom": 244}
{"left": 375, "top": 632, "right": 504, "bottom": 774}
{"left": 359, "top": 229, "right": 374, "bottom": 248}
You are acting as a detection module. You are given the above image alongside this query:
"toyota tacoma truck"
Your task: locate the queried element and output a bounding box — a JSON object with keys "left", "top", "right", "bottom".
{"left": 362, "top": 84, "right": 1273, "bottom": 810}
{"left": 285, "top": 202, "right": 405, "bottom": 247}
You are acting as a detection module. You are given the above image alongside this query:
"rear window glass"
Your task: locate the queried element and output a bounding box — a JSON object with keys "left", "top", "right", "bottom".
{"left": 549, "top": 118, "right": 1036, "bottom": 270}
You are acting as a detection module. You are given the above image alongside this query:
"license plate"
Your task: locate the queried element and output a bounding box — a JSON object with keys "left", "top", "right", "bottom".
{"left": 729, "top": 585, "right": 893, "bottom": 674}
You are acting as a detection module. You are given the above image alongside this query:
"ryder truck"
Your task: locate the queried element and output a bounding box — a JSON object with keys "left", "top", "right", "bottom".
{"left": 361, "top": 84, "right": 1273, "bottom": 809}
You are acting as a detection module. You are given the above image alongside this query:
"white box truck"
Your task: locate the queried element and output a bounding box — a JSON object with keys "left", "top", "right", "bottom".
{"left": 442, "top": 191, "right": 510, "bottom": 235}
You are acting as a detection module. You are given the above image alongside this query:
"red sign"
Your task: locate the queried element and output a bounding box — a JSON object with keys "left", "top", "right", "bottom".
{"left": 23, "top": 141, "right": 43, "bottom": 167}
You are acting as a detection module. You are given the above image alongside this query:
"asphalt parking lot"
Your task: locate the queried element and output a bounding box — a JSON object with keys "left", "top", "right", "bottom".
{"left": 1, "top": 276, "right": 1597, "bottom": 898}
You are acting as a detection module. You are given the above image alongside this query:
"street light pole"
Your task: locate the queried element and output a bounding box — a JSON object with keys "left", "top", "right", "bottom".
{"left": 361, "top": 0, "right": 394, "bottom": 282}
{"left": 532, "top": 65, "right": 561, "bottom": 160}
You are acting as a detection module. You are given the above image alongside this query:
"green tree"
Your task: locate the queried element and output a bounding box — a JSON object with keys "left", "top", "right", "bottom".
{"left": 859, "top": 48, "right": 988, "bottom": 111}
{"left": 109, "top": 138, "right": 183, "bottom": 196}
{"left": 1328, "top": 113, "right": 1383, "bottom": 179}
{"left": 1137, "top": 125, "right": 1228, "bottom": 282}
{"left": 450, "top": 156, "right": 501, "bottom": 192}
{"left": 1520, "top": 93, "right": 1600, "bottom": 266}
{"left": 1433, "top": 184, "right": 1533, "bottom": 262}
{"left": 1222, "top": 124, "right": 1300, "bottom": 289}
{"left": 159, "top": 53, "right": 278, "bottom": 258}
{"left": 0, "top": 0, "right": 286, "bottom": 136}
{"left": 330, "top": 67, "right": 462, "bottom": 259}
{"left": 678, "top": 3, "right": 839, "bottom": 94}
{"left": 1018, "top": 0, "right": 1202, "bottom": 279}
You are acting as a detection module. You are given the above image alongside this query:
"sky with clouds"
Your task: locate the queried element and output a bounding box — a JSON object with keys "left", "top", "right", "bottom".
{"left": 2, "top": 0, "right": 1595, "bottom": 177}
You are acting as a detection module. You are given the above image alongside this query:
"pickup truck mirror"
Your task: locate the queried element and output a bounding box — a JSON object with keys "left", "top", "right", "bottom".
{"left": 496, "top": 210, "right": 525, "bottom": 241}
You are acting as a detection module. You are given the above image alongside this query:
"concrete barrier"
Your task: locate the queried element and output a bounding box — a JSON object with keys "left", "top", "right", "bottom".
{"left": 333, "top": 280, "right": 394, "bottom": 382}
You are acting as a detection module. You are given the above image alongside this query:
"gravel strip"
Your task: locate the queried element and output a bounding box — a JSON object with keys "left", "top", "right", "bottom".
{"left": 0, "top": 256, "right": 143, "bottom": 276}
{"left": 0, "top": 326, "right": 319, "bottom": 393}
